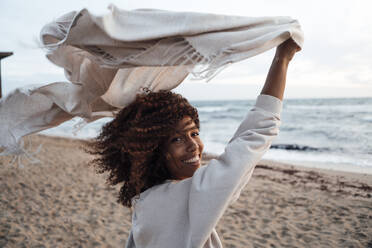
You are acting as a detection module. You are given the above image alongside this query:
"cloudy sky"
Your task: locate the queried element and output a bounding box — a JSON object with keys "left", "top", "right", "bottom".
{"left": 0, "top": 0, "right": 371, "bottom": 100}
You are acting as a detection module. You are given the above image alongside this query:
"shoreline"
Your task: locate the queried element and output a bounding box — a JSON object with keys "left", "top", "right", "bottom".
{"left": 1, "top": 134, "right": 371, "bottom": 247}
{"left": 266, "top": 159, "right": 372, "bottom": 176}
{"left": 41, "top": 133, "right": 372, "bottom": 176}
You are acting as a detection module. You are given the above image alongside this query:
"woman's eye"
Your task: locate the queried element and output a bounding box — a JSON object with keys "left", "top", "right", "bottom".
{"left": 171, "top": 137, "right": 182, "bottom": 143}
{"left": 192, "top": 132, "right": 199, "bottom": 137}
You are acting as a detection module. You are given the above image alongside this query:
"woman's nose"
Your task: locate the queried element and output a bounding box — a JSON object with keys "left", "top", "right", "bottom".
{"left": 186, "top": 137, "right": 198, "bottom": 152}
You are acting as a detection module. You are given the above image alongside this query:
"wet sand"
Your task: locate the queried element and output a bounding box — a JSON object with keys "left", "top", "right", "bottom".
{"left": 1, "top": 135, "right": 371, "bottom": 247}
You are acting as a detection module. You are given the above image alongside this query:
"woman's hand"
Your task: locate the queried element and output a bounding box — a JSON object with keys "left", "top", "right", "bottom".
{"left": 275, "top": 38, "right": 301, "bottom": 63}
{"left": 260, "top": 38, "right": 301, "bottom": 100}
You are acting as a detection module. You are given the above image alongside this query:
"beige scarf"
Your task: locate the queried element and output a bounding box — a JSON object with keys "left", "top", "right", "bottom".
{"left": 0, "top": 5, "right": 303, "bottom": 155}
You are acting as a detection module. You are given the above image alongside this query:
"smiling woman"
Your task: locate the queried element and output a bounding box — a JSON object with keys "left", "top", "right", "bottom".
{"left": 86, "top": 91, "right": 200, "bottom": 208}
{"left": 163, "top": 116, "right": 204, "bottom": 180}
{"left": 86, "top": 38, "right": 300, "bottom": 248}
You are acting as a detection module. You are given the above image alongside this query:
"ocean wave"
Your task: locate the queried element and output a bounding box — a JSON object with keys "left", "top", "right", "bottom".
{"left": 270, "top": 144, "right": 330, "bottom": 152}
{"left": 263, "top": 149, "right": 372, "bottom": 171}
{"left": 198, "top": 106, "right": 246, "bottom": 113}
{"left": 285, "top": 104, "right": 372, "bottom": 113}
{"left": 198, "top": 106, "right": 229, "bottom": 113}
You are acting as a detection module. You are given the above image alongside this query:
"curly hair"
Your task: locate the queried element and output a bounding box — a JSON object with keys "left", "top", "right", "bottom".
{"left": 86, "top": 91, "right": 199, "bottom": 208}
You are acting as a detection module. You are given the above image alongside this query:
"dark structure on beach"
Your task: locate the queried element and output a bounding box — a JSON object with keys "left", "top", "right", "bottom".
{"left": 0, "top": 52, "right": 13, "bottom": 98}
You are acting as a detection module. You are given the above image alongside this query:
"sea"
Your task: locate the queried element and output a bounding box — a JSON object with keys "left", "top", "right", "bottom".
{"left": 41, "top": 97, "right": 372, "bottom": 174}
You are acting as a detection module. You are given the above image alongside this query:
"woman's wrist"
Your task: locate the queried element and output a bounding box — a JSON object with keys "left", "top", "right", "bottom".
{"left": 273, "top": 55, "right": 291, "bottom": 66}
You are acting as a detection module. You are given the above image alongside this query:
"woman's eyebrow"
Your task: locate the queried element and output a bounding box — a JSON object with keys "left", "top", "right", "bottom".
{"left": 174, "top": 125, "right": 198, "bottom": 135}
{"left": 181, "top": 126, "right": 198, "bottom": 133}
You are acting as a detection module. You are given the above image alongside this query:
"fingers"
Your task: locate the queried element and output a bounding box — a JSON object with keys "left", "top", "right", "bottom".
{"left": 285, "top": 38, "right": 301, "bottom": 52}
{"left": 278, "top": 38, "right": 300, "bottom": 52}
{"left": 275, "top": 38, "right": 301, "bottom": 62}
{"left": 289, "top": 39, "right": 301, "bottom": 52}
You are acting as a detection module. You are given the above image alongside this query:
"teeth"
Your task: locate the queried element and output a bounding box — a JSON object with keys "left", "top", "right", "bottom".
{"left": 183, "top": 156, "right": 199, "bottom": 163}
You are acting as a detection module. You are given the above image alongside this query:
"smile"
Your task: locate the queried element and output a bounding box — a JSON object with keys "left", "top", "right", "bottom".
{"left": 182, "top": 156, "right": 200, "bottom": 164}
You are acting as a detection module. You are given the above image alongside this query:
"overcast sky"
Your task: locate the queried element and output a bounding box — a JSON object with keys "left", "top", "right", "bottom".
{"left": 0, "top": 0, "right": 371, "bottom": 100}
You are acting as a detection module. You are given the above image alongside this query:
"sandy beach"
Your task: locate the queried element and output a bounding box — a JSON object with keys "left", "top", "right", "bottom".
{"left": 0, "top": 135, "right": 371, "bottom": 248}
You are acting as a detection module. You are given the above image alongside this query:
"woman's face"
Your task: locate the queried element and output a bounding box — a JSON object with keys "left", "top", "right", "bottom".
{"left": 163, "top": 116, "right": 204, "bottom": 180}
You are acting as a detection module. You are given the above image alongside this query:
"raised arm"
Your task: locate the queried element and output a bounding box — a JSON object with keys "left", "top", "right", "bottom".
{"left": 183, "top": 39, "right": 301, "bottom": 246}
{"left": 261, "top": 38, "right": 301, "bottom": 100}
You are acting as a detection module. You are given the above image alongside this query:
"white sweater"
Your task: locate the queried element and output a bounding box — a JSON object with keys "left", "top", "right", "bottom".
{"left": 125, "top": 94, "right": 282, "bottom": 248}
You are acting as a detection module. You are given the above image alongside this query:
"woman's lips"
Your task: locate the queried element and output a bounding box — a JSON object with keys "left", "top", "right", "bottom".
{"left": 182, "top": 155, "right": 200, "bottom": 166}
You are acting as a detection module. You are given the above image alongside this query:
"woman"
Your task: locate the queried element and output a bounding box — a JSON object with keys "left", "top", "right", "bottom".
{"left": 88, "top": 38, "right": 300, "bottom": 248}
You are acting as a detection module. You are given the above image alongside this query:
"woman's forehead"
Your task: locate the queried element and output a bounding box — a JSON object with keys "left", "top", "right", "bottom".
{"left": 175, "top": 116, "right": 197, "bottom": 131}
